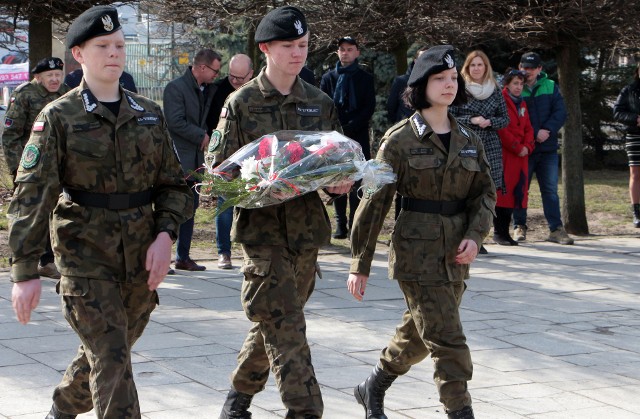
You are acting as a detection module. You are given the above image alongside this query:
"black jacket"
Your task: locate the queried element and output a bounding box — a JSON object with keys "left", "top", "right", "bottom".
{"left": 386, "top": 63, "right": 413, "bottom": 124}
{"left": 613, "top": 80, "right": 640, "bottom": 135}
{"left": 320, "top": 63, "right": 375, "bottom": 156}
{"left": 205, "top": 77, "right": 235, "bottom": 135}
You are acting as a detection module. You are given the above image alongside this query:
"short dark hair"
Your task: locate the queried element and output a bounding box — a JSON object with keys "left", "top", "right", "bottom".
{"left": 402, "top": 74, "right": 467, "bottom": 111}
{"left": 194, "top": 49, "right": 222, "bottom": 66}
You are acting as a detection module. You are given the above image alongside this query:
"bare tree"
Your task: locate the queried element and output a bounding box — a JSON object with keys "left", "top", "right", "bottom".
{"left": 0, "top": 0, "right": 134, "bottom": 65}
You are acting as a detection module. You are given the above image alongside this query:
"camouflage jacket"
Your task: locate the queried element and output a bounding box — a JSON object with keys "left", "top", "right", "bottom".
{"left": 8, "top": 80, "right": 194, "bottom": 282}
{"left": 350, "top": 112, "right": 496, "bottom": 282}
{"left": 209, "top": 69, "right": 341, "bottom": 249}
{"left": 2, "top": 80, "right": 70, "bottom": 176}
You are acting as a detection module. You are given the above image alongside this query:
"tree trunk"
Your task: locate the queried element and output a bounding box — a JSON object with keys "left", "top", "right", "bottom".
{"left": 29, "top": 17, "right": 52, "bottom": 68}
{"left": 391, "top": 37, "right": 408, "bottom": 75}
{"left": 556, "top": 44, "right": 589, "bottom": 235}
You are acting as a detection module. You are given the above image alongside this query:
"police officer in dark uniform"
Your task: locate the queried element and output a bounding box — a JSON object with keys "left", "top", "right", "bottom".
{"left": 347, "top": 46, "right": 496, "bottom": 419}
{"left": 8, "top": 6, "right": 193, "bottom": 418}
{"left": 209, "top": 6, "right": 351, "bottom": 419}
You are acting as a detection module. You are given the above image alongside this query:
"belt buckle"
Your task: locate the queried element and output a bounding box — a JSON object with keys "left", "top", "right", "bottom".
{"left": 107, "top": 194, "right": 129, "bottom": 210}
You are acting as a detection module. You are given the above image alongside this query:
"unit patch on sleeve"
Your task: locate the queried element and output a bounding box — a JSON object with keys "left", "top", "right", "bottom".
{"left": 208, "top": 130, "right": 222, "bottom": 153}
{"left": 4, "top": 118, "right": 13, "bottom": 128}
{"left": 20, "top": 144, "right": 41, "bottom": 169}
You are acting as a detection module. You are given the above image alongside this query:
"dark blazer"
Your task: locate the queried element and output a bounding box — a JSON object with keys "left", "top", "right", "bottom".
{"left": 163, "top": 67, "right": 216, "bottom": 174}
{"left": 320, "top": 62, "right": 375, "bottom": 157}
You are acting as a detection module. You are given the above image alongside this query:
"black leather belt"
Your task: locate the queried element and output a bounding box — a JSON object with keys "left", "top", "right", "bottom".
{"left": 400, "top": 197, "right": 466, "bottom": 215}
{"left": 63, "top": 188, "right": 153, "bottom": 210}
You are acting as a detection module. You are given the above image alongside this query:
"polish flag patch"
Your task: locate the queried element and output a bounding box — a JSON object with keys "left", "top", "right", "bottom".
{"left": 220, "top": 107, "right": 228, "bottom": 119}
{"left": 33, "top": 121, "right": 46, "bottom": 132}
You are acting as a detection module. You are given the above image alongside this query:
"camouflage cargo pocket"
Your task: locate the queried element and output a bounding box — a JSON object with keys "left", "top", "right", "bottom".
{"left": 240, "top": 257, "right": 273, "bottom": 322}
{"left": 392, "top": 221, "right": 442, "bottom": 274}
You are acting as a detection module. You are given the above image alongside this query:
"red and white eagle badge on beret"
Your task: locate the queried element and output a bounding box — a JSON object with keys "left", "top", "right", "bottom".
{"left": 32, "top": 121, "right": 46, "bottom": 132}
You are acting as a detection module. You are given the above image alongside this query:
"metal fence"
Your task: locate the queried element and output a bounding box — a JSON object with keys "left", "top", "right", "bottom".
{"left": 124, "top": 43, "right": 177, "bottom": 103}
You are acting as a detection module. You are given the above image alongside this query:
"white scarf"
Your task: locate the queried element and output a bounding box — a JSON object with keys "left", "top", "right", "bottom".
{"left": 466, "top": 79, "right": 495, "bottom": 100}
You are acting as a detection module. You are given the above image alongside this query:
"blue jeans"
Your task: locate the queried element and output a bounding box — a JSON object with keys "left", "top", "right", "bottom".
{"left": 215, "top": 197, "right": 233, "bottom": 255}
{"left": 176, "top": 181, "right": 199, "bottom": 262}
{"left": 513, "top": 151, "right": 563, "bottom": 231}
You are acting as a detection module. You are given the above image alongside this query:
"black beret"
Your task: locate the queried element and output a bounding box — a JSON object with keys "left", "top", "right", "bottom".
{"left": 255, "top": 6, "right": 308, "bottom": 43}
{"left": 408, "top": 45, "right": 457, "bottom": 87}
{"left": 32, "top": 57, "right": 64, "bottom": 74}
{"left": 520, "top": 52, "right": 541, "bottom": 68}
{"left": 66, "top": 5, "right": 121, "bottom": 49}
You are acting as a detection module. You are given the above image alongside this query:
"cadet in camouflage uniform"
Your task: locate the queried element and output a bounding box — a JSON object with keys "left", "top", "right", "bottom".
{"left": 209, "top": 6, "right": 350, "bottom": 419}
{"left": 347, "top": 46, "right": 496, "bottom": 419}
{"left": 8, "top": 6, "right": 193, "bottom": 419}
{"left": 2, "top": 57, "right": 70, "bottom": 279}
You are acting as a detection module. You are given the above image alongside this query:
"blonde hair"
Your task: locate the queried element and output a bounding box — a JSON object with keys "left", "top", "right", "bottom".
{"left": 461, "top": 50, "right": 497, "bottom": 85}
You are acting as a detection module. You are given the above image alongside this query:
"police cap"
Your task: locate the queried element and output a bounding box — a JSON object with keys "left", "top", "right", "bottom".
{"left": 32, "top": 57, "right": 64, "bottom": 74}
{"left": 66, "top": 5, "right": 122, "bottom": 49}
{"left": 408, "top": 45, "right": 456, "bottom": 87}
{"left": 255, "top": 6, "right": 308, "bottom": 43}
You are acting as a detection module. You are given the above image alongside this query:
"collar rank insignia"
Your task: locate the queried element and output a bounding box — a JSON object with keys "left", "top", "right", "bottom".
{"left": 82, "top": 91, "right": 97, "bottom": 112}
{"left": 459, "top": 125, "right": 470, "bottom": 138}
{"left": 412, "top": 114, "right": 427, "bottom": 137}
{"left": 126, "top": 94, "right": 145, "bottom": 112}
{"left": 102, "top": 15, "right": 114, "bottom": 31}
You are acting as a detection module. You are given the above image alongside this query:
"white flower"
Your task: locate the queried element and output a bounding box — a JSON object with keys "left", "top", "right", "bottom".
{"left": 240, "top": 156, "right": 260, "bottom": 181}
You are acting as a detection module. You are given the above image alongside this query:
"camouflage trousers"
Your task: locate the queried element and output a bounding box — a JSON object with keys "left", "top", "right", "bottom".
{"left": 379, "top": 280, "right": 472, "bottom": 413}
{"left": 231, "top": 245, "right": 323, "bottom": 418}
{"left": 52, "top": 277, "right": 157, "bottom": 418}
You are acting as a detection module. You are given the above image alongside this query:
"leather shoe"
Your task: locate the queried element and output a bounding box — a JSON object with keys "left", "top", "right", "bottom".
{"left": 175, "top": 258, "right": 206, "bottom": 271}
{"left": 38, "top": 262, "right": 61, "bottom": 279}
{"left": 218, "top": 253, "right": 232, "bottom": 269}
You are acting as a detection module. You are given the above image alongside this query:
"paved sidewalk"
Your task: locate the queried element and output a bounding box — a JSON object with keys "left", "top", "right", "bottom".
{"left": 1, "top": 237, "right": 639, "bottom": 418}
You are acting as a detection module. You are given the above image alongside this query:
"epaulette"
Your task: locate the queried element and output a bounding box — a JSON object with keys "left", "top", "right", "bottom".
{"left": 13, "top": 82, "right": 31, "bottom": 93}
{"left": 386, "top": 118, "right": 407, "bottom": 136}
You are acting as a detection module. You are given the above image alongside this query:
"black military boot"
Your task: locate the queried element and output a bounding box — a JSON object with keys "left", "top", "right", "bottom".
{"left": 354, "top": 365, "right": 398, "bottom": 419}
{"left": 332, "top": 222, "right": 348, "bottom": 239}
{"left": 45, "top": 404, "right": 76, "bottom": 419}
{"left": 633, "top": 204, "right": 640, "bottom": 228}
{"left": 219, "top": 389, "right": 253, "bottom": 419}
{"left": 447, "top": 405, "right": 475, "bottom": 419}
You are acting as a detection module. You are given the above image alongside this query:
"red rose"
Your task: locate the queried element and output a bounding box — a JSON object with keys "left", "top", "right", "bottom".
{"left": 258, "top": 136, "right": 274, "bottom": 159}
{"left": 285, "top": 141, "right": 305, "bottom": 164}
